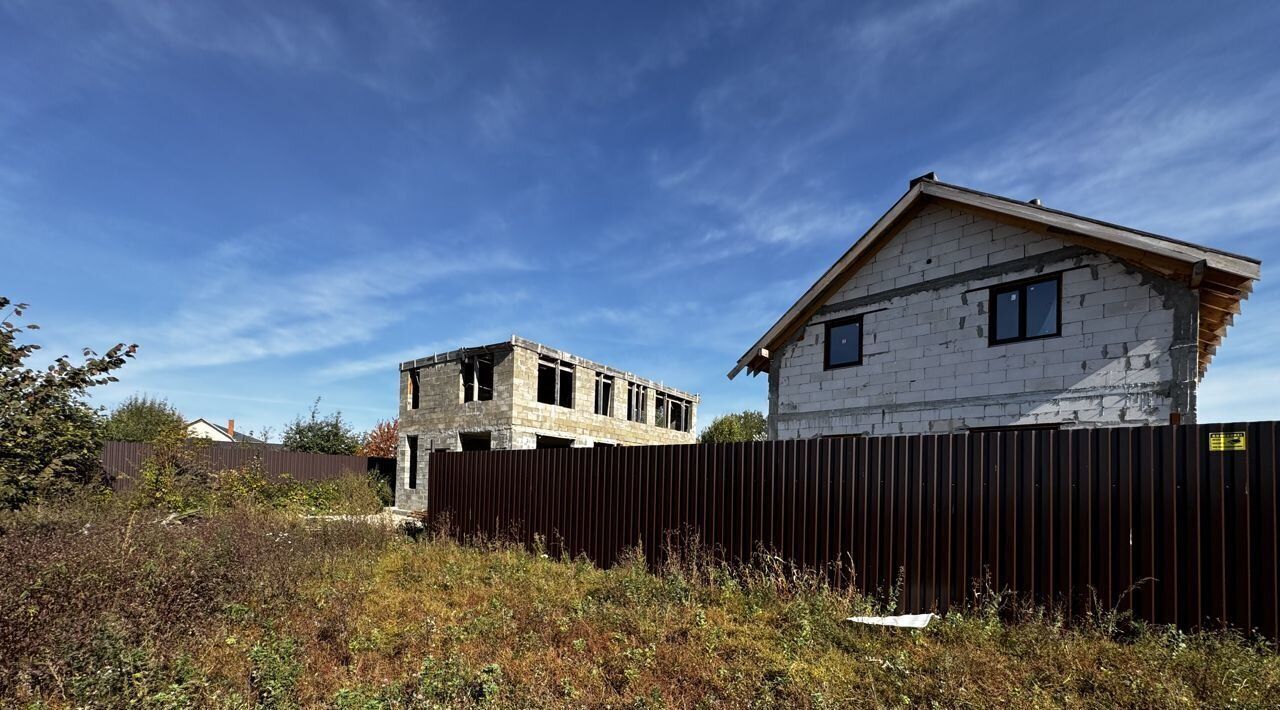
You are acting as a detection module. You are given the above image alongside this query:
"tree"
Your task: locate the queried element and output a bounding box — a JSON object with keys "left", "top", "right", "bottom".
{"left": 698, "top": 410, "right": 768, "bottom": 444}
{"left": 282, "top": 399, "right": 361, "bottom": 455}
{"left": 0, "top": 297, "right": 136, "bottom": 508}
{"left": 359, "top": 418, "right": 398, "bottom": 458}
{"left": 103, "top": 394, "right": 186, "bottom": 443}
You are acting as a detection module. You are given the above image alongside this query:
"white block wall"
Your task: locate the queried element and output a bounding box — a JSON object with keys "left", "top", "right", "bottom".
{"left": 772, "top": 203, "right": 1197, "bottom": 439}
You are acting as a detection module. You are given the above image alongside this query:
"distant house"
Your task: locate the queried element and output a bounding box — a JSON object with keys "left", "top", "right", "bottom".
{"left": 396, "top": 336, "right": 699, "bottom": 509}
{"left": 186, "top": 418, "right": 264, "bottom": 444}
{"left": 729, "top": 174, "right": 1260, "bottom": 439}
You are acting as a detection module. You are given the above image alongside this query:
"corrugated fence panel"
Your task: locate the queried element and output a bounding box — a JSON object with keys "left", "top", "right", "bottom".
{"left": 425, "top": 422, "right": 1280, "bottom": 638}
{"left": 100, "top": 441, "right": 394, "bottom": 492}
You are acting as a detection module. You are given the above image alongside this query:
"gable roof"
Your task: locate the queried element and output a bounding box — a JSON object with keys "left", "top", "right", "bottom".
{"left": 186, "top": 418, "right": 266, "bottom": 444}
{"left": 728, "top": 174, "right": 1261, "bottom": 380}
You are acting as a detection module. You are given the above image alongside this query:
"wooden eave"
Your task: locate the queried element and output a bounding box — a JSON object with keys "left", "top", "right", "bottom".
{"left": 729, "top": 177, "right": 1261, "bottom": 381}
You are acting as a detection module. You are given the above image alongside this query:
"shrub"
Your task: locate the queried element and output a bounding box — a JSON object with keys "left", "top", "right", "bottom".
{"left": 0, "top": 297, "right": 135, "bottom": 508}
{"left": 698, "top": 410, "right": 767, "bottom": 443}
{"left": 103, "top": 394, "right": 187, "bottom": 443}
{"left": 282, "top": 398, "right": 361, "bottom": 455}
{"left": 359, "top": 419, "right": 398, "bottom": 458}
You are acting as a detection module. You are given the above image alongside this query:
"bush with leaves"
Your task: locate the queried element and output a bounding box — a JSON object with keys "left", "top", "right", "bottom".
{"left": 103, "top": 394, "right": 186, "bottom": 443}
{"left": 698, "top": 410, "right": 768, "bottom": 443}
{"left": 282, "top": 399, "right": 361, "bottom": 455}
{"left": 0, "top": 297, "right": 135, "bottom": 509}
{"left": 358, "top": 418, "right": 398, "bottom": 458}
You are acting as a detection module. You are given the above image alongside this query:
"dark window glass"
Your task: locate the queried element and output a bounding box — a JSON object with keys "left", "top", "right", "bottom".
{"left": 825, "top": 317, "right": 862, "bottom": 368}
{"left": 408, "top": 370, "right": 420, "bottom": 410}
{"left": 990, "top": 277, "right": 1061, "bottom": 344}
{"left": 1026, "top": 280, "right": 1058, "bottom": 337}
{"left": 994, "top": 289, "right": 1021, "bottom": 341}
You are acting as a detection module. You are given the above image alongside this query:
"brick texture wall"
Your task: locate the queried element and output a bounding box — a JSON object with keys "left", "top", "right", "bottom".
{"left": 771, "top": 203, "right": 1199, "bottom": 439}
{"left": 395, "top": 338, "right": 698, "bottom": 510}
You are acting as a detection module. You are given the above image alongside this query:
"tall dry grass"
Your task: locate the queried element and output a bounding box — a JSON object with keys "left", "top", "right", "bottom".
{"left": 1, "top": 498, "right": 1276, "bottom": 708}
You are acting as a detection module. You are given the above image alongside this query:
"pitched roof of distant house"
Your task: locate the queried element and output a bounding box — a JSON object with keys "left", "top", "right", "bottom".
{"left": 729, "top": 174, "right": 1261, "bottom": 380}
{"left": 186, "top": 418, "right": 266, "bottom": 444}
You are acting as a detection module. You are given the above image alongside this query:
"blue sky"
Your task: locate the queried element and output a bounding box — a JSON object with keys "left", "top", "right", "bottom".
{"left": 2, "top": 0, "right": 1278, "bottom": 439}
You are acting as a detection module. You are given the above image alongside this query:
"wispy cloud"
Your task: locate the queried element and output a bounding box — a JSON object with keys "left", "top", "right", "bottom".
{"left": 4, "top": 0, "right": 444, "bottom": 100}
{"left": 940, "top": 72, "right": 1280, "bottom": 248}
{"left": 115, "top": 238, "right": 529, "bottom": 374}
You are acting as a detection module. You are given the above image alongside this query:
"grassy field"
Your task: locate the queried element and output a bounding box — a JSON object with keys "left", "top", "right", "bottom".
{"left": 2, "top": 491, "right": 1277, "bottom": 708}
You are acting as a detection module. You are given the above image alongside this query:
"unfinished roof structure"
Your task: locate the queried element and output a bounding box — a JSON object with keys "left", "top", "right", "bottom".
{"left": 730, "top": 174, "right": 1260, "bottom": 381}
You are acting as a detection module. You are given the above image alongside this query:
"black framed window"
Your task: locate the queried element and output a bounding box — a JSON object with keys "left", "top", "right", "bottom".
{"left": 989, "top": 275, "right": 1060, "bottom": 345}
{"left": 824, "top": 315, "right": 863, "bottom": 369}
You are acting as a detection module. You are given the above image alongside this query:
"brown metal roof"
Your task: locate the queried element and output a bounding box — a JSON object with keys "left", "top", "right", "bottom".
{"left": 729, "top": 175, "right": 1260, "bottom": 380}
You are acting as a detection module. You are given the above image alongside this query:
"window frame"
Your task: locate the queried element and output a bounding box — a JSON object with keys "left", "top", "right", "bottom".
{"left": 626, "top": 381, "right": 648, "bottom": 423}
{"left": 407, "top": 369, "right": 420, "bottom": 410}
{"left": 987, "top": 273, "right": 1063, "bottom": 346}
{"left": 594, "top": 372, "right": 614, "bottom": 416}
{"left": 536, "top": 356, "right": 575, "bottom": 409}
{"left": 823, "top": 314, "right": 864, "bottom": 370}
{"left": 461, "top": 354, "right": 494, "bottom": 403}
{"left": 406, "top": 435, "right": 418, "bottom": 489}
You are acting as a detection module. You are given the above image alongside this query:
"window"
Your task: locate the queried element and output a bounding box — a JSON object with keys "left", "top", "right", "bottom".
{"left": 407, "top": 369, "right": 420, "bottom": 410}
{"left": 824, "top": 315, "right": 863, "bottom": 369}
{"left": 537, "top": 357, "right": 574, "bottom": 408}
{"left": 406, "top": 435, "right": 418, "bottom": 489}
{"left": 594, "top": 372, "right": 614, "bottom": 416}
{"left": 989, "top": 276, "right": 1060, "bottom": 345}
{"left": 459, "top": 432, "right": 491, "bottom": 451}
{"left": 656, "top": 392, "right": 693, "bottom": 432}
{"left": 461, "top": 354, "right": 494, "bottom": 402}
{"left": 626, "top": 382, "right": 648, "bottom": 423}
{"left": 536, "top": 434, "right": 574, "bottom": 449}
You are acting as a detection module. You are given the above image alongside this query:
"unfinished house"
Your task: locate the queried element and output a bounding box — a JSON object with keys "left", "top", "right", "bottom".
{"left": 729, "top": 174, "right": 1260, "bottom": 439}
{"left": 397, "top": 336, "right": 699, "bottom": 509}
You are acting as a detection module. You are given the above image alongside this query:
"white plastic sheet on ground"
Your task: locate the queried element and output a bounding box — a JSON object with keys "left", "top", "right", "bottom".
{"left": 845, "top": 613, "right": 935, "bottom": 628}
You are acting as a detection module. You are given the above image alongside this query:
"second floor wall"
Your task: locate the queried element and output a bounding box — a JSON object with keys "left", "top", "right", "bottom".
{"left": 772, "top": 202, "right": 1198, "bottom": 438}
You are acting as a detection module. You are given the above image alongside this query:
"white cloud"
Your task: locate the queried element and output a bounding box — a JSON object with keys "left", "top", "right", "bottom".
{"left": 115, "top": 238, "right": 529, "bottom": 374}
{"left": 940, "top": 74, "right": 1280, "bottom": 248}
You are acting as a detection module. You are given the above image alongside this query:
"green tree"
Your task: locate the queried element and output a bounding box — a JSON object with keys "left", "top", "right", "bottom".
{"left": 282, "top": 399, "right": 361, "bottom": 455}
{"left": 103, "top": 394, "right": 186, "bottom": 443}
{"left": 0, "top": 297, "right": 136, "bottom": 508}
{"left": 698, "top": 410, "right": 768, "bottom": 443}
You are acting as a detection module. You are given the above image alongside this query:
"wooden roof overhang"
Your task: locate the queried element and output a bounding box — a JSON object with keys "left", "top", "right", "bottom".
{"left": 729, "top": 176, "right": 1260, "bottom": 381}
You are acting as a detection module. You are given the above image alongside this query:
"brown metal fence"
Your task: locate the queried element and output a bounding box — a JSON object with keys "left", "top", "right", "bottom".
{"left": 101, "top": 441, "right": 395, "bottom": 492}
{"left": 426, "top": 421, "right": 1279, "bottom": 638}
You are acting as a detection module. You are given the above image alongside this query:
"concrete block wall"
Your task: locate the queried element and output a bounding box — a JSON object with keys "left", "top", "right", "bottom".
{"left": 507, "top": 345, "right": 697, "bottom": 447}
{"left": 395, "top": 337, "right": 699, "bottom": 509}
{"left": 771, "top": 203, "right": 1199, "bottom": 439}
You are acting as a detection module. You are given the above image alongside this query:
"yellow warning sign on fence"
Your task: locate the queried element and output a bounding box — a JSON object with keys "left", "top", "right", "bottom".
{"left": 1209, "top": 432, "right": 1246, "bottom": 452}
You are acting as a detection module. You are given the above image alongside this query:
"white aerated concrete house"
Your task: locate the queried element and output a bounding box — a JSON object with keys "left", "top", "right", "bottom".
{"left": 729, "top": 174, "right": 1260, "bottom": 439}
